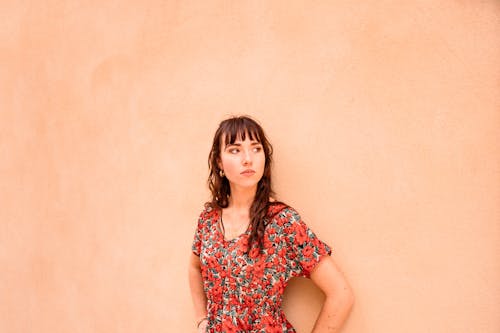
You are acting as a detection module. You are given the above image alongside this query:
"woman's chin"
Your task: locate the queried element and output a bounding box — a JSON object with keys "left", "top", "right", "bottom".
{"left": 229, "top": 180, "right": 260, "bottom": 190}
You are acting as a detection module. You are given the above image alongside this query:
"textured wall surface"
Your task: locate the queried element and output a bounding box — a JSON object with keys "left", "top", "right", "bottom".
{"left": 1, "top": 1, "right": 499, "bottom": 332}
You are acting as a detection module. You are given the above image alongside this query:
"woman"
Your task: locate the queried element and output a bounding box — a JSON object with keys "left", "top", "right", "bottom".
{"left": 189, "top": 116, "right": 354, "bottom": 332}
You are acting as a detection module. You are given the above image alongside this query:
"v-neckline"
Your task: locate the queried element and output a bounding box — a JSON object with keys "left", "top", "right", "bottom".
{"left": 216, "top": 208, "right": 251, "bottom": 243}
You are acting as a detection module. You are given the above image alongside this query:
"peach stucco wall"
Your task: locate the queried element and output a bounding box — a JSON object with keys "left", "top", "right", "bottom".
{"left": 1, "top": 1, "right": 499, "bottom": 332}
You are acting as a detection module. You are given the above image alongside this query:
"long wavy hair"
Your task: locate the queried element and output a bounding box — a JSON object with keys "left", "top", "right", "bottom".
{"left": 207, "top": 115, "right": 284, "bottom": 252}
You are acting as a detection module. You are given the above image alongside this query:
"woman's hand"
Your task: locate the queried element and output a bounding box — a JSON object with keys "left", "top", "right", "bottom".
{"left": 197, "top": 318, "right": 208, "bottom": 332}
{"left": 189, "top": 252, "right": 208, "bottom": 332}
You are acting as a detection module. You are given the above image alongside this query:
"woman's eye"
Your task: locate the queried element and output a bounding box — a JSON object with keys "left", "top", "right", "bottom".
{"left": 253, "top": 147, "right": 262, "bottom": 152}
{"left": 230, "top": 148, "right": 239, "bottom": 154}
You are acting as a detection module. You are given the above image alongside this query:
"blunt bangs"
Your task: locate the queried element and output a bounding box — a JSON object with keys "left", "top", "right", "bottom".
{"left": 221, "top": 118, "right": 263, "bottom": 148}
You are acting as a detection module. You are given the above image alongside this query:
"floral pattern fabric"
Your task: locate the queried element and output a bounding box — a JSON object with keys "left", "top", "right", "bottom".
{"left": 192, "top": 203, "right": 332, "bottom": 333}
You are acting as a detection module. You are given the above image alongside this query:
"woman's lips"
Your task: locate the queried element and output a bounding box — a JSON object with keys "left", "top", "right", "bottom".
{"left": 241, "top": 170, "right": 255, "bottom": 176}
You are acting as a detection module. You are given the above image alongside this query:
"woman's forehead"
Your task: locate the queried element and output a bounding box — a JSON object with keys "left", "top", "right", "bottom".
{"left": 221, "top": 129, "right": 261, "bottom": 146}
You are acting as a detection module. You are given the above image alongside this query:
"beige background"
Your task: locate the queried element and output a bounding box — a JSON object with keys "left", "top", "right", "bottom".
{"left": 1, "top": 1, "right": 499, "bottom": 332}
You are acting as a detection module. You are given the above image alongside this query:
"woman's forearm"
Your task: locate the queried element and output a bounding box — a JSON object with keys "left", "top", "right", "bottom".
{"left": 311, "top": 290, "right": 354, "bottom": 333}
{"left": 188, "top": 262, "right": 207, "bottom": 321}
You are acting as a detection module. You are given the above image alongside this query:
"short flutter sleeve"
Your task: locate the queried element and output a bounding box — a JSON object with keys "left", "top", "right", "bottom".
{"left": 283, "top": 208, "right": 332, "bottom": 279}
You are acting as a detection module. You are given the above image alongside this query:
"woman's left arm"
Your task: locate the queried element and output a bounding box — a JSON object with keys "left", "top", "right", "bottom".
{"left": 309, "top": 256, "right": 354, "bottom": 333}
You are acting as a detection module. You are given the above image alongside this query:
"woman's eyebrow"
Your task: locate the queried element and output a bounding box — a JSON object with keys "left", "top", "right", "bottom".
{"left": 225, "top": 142, "right": 262, "bottom": 148}
{"left": 227, "top": 141, "right": 261, "bottom": 146}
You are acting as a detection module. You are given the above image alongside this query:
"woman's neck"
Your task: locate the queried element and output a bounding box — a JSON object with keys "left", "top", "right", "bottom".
{"left": 228, "top": 185, "right": 257, "bottom": 210}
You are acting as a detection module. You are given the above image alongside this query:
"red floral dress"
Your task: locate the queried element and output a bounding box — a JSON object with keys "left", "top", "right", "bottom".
{"left": 192, "top": 203, "right": 332, "bottom": 333}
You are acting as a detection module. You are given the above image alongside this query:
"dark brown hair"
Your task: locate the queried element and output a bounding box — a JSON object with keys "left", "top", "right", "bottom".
{"left": 207, "top": 115, "right": 284, "bottom": 252}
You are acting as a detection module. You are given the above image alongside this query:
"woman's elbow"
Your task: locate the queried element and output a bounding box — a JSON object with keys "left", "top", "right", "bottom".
{"left": 345, "top": 287, "right": 355, "bottom": 309}
{"left": 328, "top": 284, "right": 355, "bottom": 310}
{"left": 340, "top": 283, "right": 355, "bottom": 313}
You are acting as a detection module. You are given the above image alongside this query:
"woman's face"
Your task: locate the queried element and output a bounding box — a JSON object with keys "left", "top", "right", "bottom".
{"left": 218, "top": 134, "right": 265, "bottom": 191}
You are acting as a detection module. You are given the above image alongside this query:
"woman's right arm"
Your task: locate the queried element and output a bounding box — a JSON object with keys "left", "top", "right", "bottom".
{"left": 188, "top": 252, "right": 208, "bottom": 332}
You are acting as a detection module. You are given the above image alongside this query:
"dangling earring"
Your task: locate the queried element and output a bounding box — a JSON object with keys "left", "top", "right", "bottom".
{"left": 219, "top": 170, "right": 225, "bottom": 177}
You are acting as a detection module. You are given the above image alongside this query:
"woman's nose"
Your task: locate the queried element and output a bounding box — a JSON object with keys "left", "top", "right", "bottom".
{"left": 242, "top": 150, "right": 252, "bottom": 165}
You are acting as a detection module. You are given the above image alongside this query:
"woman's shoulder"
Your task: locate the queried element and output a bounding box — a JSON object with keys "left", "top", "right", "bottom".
{"left": 268, "top": 199, "right": 297, "bottom": 212}
{"left": 267, "top": 200, "right": 287, "bottom": 215}
{"left": 267, "top": 201, "right": 301, "bottom": 224}
{"left": 197, "top": 202, "right": 219, "bottom": 223}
